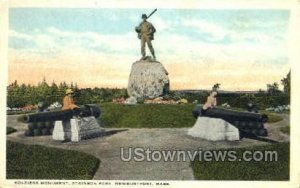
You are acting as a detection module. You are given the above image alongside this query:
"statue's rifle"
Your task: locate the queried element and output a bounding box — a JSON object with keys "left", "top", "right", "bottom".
{"left": 147, "top": 8, "right": 157, "bottom": 19}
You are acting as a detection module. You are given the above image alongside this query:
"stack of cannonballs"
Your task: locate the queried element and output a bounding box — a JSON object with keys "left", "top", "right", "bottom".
{"left": 25, "top": 121, "right": 54, "bottom": 137}
{"left": 24, "top": 101, "right": 55, "bottom": 137}
{"left": 226, "top": 102, "right": 267, "bottom": 137}
{"left": 229, "top": 119, "right": 267, "bottom": 137}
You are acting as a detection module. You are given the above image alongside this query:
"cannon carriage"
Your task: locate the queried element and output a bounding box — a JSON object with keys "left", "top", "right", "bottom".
{"left": 18, "top": 104, "right": 101, "bottom": 137}
{"left": 192, "top": 105, "right": 268, "bottom": 137}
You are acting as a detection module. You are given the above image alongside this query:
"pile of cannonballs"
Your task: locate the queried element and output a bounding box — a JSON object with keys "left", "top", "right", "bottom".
{"left": 231, "top": 120, "right": 267, "bottom": 137}
{"left": 25, "top": 121, "right": 54, "bottom": 137}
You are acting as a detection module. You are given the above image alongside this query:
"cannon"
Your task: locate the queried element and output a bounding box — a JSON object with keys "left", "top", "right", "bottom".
{"left": 19, "top": 104, "right": 101, "bottom": 123}
{"left": 192, "top": 105, "right": 268, "bottom": 123}
{"left": 192, "top": 105, "right": 268, "bottom": 137}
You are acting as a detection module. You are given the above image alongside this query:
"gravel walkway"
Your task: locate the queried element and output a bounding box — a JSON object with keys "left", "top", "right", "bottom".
{"left": 6, "top": 114, "right": 289, "bottom": 180}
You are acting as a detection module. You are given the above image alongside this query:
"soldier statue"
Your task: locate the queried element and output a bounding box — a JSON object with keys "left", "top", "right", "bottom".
{"left": 135, "top": 13, "right": 156, "bottom": 60}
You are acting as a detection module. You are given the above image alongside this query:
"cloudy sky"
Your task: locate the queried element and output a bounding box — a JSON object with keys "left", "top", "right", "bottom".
{"left": 9, "top": 8, "right": 290, "bottom": 90}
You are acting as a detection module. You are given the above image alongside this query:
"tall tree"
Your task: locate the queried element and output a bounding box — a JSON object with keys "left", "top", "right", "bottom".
{"left": 281, "top": 71, "right": 290, "bottom": 96}
{"left": 267, "top": 82, "right": 281, "bottom": 94}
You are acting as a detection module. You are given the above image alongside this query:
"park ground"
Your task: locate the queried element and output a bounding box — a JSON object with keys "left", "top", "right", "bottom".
{"left": 6, "top": 104, "right": 290, "bottom": 180}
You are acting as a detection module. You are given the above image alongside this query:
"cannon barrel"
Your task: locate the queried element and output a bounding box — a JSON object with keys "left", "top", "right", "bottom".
{"left": 19, "top": 104, "right": 101, "bottom": 123}
{"left": 193, "top": 105, "right": 268, "bottom": 123}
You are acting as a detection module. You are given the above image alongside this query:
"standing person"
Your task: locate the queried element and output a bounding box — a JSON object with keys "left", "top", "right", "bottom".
{"left": 62, "top": 88, "right": 79, "bottom": 110}
{"left": 135, "top": 14, "right": 156, "bottom": 60}
{"left": 202, "top": 91, "right": 218, "bottom": 114}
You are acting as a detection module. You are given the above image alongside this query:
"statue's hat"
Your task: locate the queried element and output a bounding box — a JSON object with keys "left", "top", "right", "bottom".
{"left": 141, "top": 14, "right": 147, "bottom": 19}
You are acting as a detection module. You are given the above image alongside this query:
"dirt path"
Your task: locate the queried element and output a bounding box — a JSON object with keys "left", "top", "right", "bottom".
{"left": 6, "top": 114, "right": 289, "bottom": 180}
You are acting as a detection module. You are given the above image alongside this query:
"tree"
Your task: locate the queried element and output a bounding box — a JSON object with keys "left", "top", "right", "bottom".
{"left": 58, "top": 81, "right": 68, "bottom": 96}
{"left": 281, "top": 71, "right": 290, "bottom": 96}
{"left": 74, "top": 82, "right": 79, "bottom": 91}
{"left": 212, "top": 83, "right": 221, "bottom": 91}
{"left": 7, "top": 80, "right": 23, "bottom": 107}
{"left": 267, "top": 82, "right": 281, "bottom": 94}
{"left": 35, "top": 78, "right": 50, "bottom": 105}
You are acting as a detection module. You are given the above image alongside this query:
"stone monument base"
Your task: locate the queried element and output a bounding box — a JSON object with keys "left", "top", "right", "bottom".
{"left": 188, "top": 117, "right": 239, "bottom": 141}
{"left": 127, "top": 59, "right": 169, "bottom": 100}
{"left": 52, "top": 116, "right": 104, "bottom": 142}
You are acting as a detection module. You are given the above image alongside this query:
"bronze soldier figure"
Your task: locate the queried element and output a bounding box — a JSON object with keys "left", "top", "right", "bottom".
{"left": 135, "top": 14, "right": 156, "bottom": 60}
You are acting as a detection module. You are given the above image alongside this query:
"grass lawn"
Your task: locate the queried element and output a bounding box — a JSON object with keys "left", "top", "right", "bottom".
{"left": 7, "top": 141, "right": 100, "bottom": 179}
{"left": 191, "top": 142, "right": 289, "bottom": 180}
{"left": 98, "top": 103, "right": 283, "bottom": 128}
{"left": 264, "top": 112, "right": 284, "bottom": 123}
{"left": 7, "top": 127, "right": 17, "bottom": 135}
{"left": 98, "top": 103, "right": 195, "bottom": 128}
{"left": 280, "top": 126, "right": 290, "bottom": 135}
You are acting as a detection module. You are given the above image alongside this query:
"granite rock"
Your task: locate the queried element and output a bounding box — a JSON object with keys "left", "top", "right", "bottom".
{"left": 127, "top": 59, "right": 169, "bottom": 100}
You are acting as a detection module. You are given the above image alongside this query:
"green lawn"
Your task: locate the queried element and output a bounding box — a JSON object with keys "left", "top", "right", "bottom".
{"left": 191, "top": 143, "right": 289, "bottom": 180}
{"left": 98, "top": 103, "right": 283, "bottom": 128}
{"left": 280, "top": 126, "right": 290, "bottom": 135}
{"left": 264, "top": 112, "right": 284, "bottom": 123}
{"left": 98, "top": 103, "right": 195, "bottom": 128}
{"left": 7, "top": 127, "right": 17, "bottom": 135}
{"left": 7, "top": 141, "right": 100, "bottom": 179}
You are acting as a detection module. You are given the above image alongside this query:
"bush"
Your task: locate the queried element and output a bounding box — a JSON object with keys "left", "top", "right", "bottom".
{"left": 7, "top": 80, "right": 128, "bottom": 108}
{"left": 217, "top": 94, "right": 289, "bottom": 110}
{"left": 7, "top": 79, "right": 290, "bottom": 109}
{"left": 6, "top": 141, "right": 100, "bottom": 179}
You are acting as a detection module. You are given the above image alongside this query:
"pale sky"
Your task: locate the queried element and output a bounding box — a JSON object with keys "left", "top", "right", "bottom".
{"left": 8, "top": 8, "right": 290, "bottom": 90}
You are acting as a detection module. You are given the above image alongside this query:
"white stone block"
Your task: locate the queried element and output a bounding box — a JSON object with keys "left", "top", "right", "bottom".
{"left": 52, "top": 116, "right": 104, "bottom": 142}
{"left": 188, "top": 117, "right": 239, "bottom": 141}
{"left": 52, "top": 120, "right": 72, "bottom": 141}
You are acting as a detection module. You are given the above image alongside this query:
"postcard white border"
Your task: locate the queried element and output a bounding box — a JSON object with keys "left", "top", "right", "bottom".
{"left": 1, "top": 0, "right": 299, "bottom": 188}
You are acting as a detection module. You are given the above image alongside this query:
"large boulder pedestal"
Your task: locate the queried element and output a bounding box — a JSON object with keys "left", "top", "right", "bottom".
{"left": 52, "top": 116, "right": 104, "bottom": 142}
{"left": 127, "top": 58, "right": 169, "bottom": 102}
{"left": 188, "top": 117, "right": 240, "bottom": 141}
